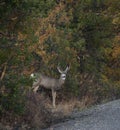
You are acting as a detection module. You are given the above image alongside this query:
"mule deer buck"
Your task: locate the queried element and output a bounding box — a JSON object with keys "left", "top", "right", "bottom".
{"left": 31, "top": 65, "right": 70, "bottom": 108}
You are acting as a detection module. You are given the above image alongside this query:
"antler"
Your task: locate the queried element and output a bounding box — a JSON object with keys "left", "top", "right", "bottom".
{"left": 57, "top": 64, "right": 70, "bottom": 74}
{"left": 64, "top": 64, "right": 70, "bottom": 73}
{"left": 57, "top": 66, "right": 63, "bottom": 74}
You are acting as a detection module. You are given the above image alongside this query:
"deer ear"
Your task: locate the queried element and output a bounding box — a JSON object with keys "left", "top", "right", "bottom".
{"left": 57, "top": 66, "right": 63, "bottom": 74}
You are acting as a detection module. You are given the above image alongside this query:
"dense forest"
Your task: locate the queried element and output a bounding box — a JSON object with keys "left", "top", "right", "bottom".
{"left": 0, "top": 0, "right": 120, "bottom": 129}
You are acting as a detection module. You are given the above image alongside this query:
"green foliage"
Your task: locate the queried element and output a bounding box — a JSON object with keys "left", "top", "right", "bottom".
{"left": 28, "top": 0, "right": 56, "bottom": 17}
{"left": 0, "top": 0, "right": 119, "bottom": 121}
{"left": 71, "top": 0, "right": 113, "bottom": 75}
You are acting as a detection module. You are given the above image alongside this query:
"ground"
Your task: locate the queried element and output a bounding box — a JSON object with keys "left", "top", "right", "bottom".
{"left": 44, "top": 99, "right": 120, "bottom": 130}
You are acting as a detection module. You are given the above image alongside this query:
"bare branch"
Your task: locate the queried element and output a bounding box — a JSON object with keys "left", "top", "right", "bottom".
{"left": 0, "top": 62, "right": 7, "bottom": 81}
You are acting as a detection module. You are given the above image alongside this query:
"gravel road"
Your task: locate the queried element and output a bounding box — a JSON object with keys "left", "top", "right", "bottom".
{"left": 44, "top": 99, "right": 120, "bottom": 130}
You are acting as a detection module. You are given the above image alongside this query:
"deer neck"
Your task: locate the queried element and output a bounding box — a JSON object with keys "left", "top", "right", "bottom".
{"left": 59, "top": 77, "right": 65, "bottom": 85}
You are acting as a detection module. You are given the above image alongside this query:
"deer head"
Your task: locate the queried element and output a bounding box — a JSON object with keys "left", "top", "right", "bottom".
{"left": 57, "top": 65, "right": 70, "bottom": 80}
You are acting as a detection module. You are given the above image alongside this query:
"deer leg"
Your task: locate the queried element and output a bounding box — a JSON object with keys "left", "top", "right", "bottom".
{"left": 52, "top": 89, "right": 56, "bottom": 108}
{"left": 33, "top": 85, "right": 39, "bottom": 93}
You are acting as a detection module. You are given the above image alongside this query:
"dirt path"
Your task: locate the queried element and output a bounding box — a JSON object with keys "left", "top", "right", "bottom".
{"left": 44, "top": 99, "right": 120, "bottom": 130}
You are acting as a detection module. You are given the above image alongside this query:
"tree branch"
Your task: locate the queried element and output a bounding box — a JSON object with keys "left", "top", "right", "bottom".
{"left": 0, "top": 62, "right": 7, "bottom": 81}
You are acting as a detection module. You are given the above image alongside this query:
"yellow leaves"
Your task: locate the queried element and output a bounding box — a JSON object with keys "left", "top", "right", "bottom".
{"left": 112, "top": 35, "right": 120, "bottom": 59}
{"left": 104, "top": 34, "right": 120, "bottom": 83}
{"left": 105, "top": 66, "right": 120, "bottom": 82}
{"left": 36, "top": 2, "right": 65, "bottom": 34}
{"left": 64, "top": 47, "right": 78, "bottom": 65}
{"left": 28, "top": 2, "right": 72, "bottom": 65}
{"left": 65, "top": 46, "right": 70, "bottom": 51}
{"left": 18, "top": 32, "right": 27, "bottom": 41}
{"left": 112, "top": 16, "right": 120, "bottom": 25}
{"left": 30, "top": 3, "right": 66, "bottom": 56}
{"left": 23, "top": 66, "right": 34, "bottom": 75}
{"left": 112, "top": 46, "right": 120, "bottom": 58}
{"left": 101, "top": 74, "right": 109, "bottom": 83}
{"left": 37, "top": 50, "right": 47, "bottom": 62}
